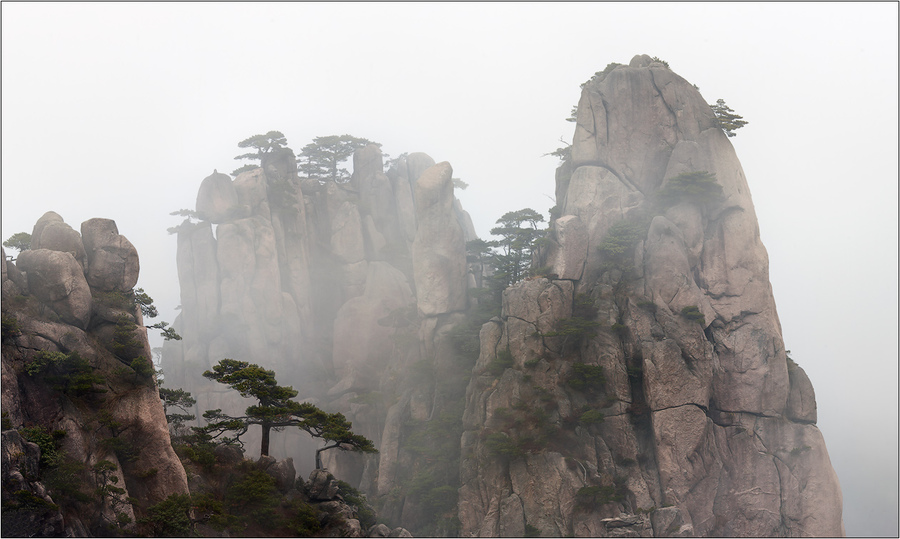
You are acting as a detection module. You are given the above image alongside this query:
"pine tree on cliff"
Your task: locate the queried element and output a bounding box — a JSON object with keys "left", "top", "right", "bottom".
{"left": 201, "top": 359, "right": 376, "bottom": 463}
{"left": 710, "top": 98, "right": 748, "bottom": 137}
{"left": 231, "top": 130, "right": 289, "bottom": 176}
{"left": 296, "top": 134, "right": 377, "bottom": 183}
{"left": 490, "top": 208, "right": 546, "bottom": 287}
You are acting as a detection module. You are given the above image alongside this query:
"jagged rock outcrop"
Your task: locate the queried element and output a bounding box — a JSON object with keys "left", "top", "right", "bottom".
{"left": 2, "top": 213, "right": 190, "bottom": 536}
{"left": 80, "top": 218, "right": 140, "bottom": 292}
{"left": 458, "top": 55, "right": 844, "bottom": 537}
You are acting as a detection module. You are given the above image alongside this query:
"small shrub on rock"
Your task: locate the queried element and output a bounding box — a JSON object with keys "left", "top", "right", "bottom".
{"left": 579, "top": 409, "right": 606, "bottom": 425}
{"left": 657, "top": 171, "right": 724, "bottom": 207}
{"left": 487, "top": 349, "right": 514, "bottom": 376}
{"left": 680, "top": 305, "right": 705, "bottom": 325}
{"left": 566, "top": 363, "right": 606, "bottom": 392}
{"left": 139, "top": 493, "right": 192, "bottom": 537}
{"left": 24, "top": 351, "right": 106, "bottom": 396}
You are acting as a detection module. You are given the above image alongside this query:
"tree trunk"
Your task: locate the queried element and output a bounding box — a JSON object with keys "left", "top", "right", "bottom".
{"left": 261, "top": 423, "right": 271, "bottom": 456}
{"left": 315, "top": 448, "right": 323, "bottom": 469}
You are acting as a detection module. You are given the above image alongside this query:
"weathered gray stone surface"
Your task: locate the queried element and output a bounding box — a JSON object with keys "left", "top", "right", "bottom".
{"left": 786, "top": 363, "right": 817, "bottom": 423}
{"left": 548, "top": 214, "right": 588, "bottom": 280}
{"left": 2, "top": 215, "right": 191, "bottom": 537}
{"left": 31, "top": 216, "right": 88, "bottom": 271}
{"left": 411, "top": 161, "right": 467, "bottom": 316}
{"left": 81, "top": 218, "right": 140, "bottom": 292}
{"left": 265, "top": 457, "right": 297, "bottom": 493}
{"left": 458, "top": 56, "right": 843, "bottom": 537}
{"left": 16, "top": 249, "right": 92, "bottom": 329}
{"left": 308, "top": 468, "right": 340, "bottom": 500}
{"left": 1, "top": 430, "right": 66, "bottom": 536}
{"left": 196, "top": 169, "right": 240, "bottom": 223}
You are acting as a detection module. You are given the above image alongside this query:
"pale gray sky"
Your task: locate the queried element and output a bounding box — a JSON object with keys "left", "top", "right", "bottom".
{"left": 2, "top": 3, "right": 897, "bottom": 536}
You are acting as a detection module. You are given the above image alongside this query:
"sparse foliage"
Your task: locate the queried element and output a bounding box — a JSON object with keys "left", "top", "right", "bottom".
{"left": 201, "top": 359, "right": 304, "bottom": 456}
{"left": 293, "top": 401, "right": 378, "bottom": 469}
{"left": 598, "top": 218, "right": 651, "bottom": 272}
{"left": 656, "top": 171, "right": 724, "bottom": 207}
{"left": 680, "top": 305, "right": 705, "bottom": 325}
{"left": 490, "top": 208, "right": 546, "bottom": 288}
{"left": 200, "top": 359, "right": 376, "bottom": 464}
{"left": 575, "top": 483, "right": 625, "bottom": 509}
{"left": 546, "top": 136, "right": 572, "bottom": 164}
{"left": 3, "top": 232, "right": 31, "bottom": 257}
{"left": 2, "top": 312, "right": 22, "bottom": 343}
{"left": 232, "top": 130, "right": 289, "bottom": 175}
{"left": 710, "top": 98, "right": 748, "bottom": 137}
{"left": 24, "top": 350, "right": 107, "bottom": 396}
{"left": 138, "top": 493, "right": 193, "bottom": 537}
{"left": 566, "top": 363, "right": 606, "bottom": 392}
{"left": 580, "top": 62, "right": 623, "bottom": 88}
{"left": 297, "top": 134, "right": 378, "bottom": 183}
{"left": 452, "top": 177, "right": 469, "bottom": 190}
{"left": 159, "top": 387, "right": 196, "bottom": 438}
{"left": 538, "top": 293, "right": 601, "bottom": 354}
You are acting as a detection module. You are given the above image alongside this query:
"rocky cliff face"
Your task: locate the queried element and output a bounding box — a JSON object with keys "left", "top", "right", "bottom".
{"left": 1, "top": 213, "right": 189, "bottom": 536}
{"left": 164, "top": 144, "right": 478, "bottom": 533}
{"left": 163, "top": 55, "right": 843, "bottom": 537}
{"left": 457, "top": 55, "right": 844, "bottom": 536}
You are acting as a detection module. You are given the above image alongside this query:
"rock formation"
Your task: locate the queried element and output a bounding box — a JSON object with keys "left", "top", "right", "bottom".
{"left": 2, "top": 213, "right": 190, "bottom": 536}
{"left": 161, "top": 55, "right": 843, "bottom": 537}
{"left": 457, "top": 55, "right": 844, "bottom": 537}
{"left": 164, "top": 143, "right": 477, "bottom": 533}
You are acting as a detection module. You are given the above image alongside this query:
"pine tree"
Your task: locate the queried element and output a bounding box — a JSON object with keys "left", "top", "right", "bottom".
{"left": 710, "top": 99, "right": 748, "bottom": 137}
{"left": 296, "top": 134, "right": 377, "bottom": 183}
{"left": 201, "top": 359, "right": 376, "bottom": 463}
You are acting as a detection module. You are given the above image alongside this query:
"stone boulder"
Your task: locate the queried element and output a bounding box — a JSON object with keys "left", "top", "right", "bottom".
{"left": 16, "top": 249, "right": 92, "bottom": 329}
{"left": 266, "top": 457, "right": 297, "bottom": 493}
{"left": 307, "top": 468, "right": 340, "bottom": 500}
{"left": 80, "top": 218, "right": 139, "bottom": 292}
{"left": 405, "top": 152, "right": 436, "bottom": 187}
{"left": 367, "top": 523, "right": 391, "bottom": 537}
{"left": 29, "top": 211, "right": 63, "bottom": 248}
{"left": 213, "top": 444, "right": 244, "bottom": 465}
{"left": 196, "top": 170, "right": 240, "bottom": 223}
{"left": 233, "top": 167, "right": 270, "bottom": 219}
{"left": 30, "top": 216, "right": 87, "bottom": 271}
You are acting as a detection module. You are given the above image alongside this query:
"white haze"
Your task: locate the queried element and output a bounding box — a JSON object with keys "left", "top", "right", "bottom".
{"left": 2, "top": 3, "right": 897, "bottom": 536}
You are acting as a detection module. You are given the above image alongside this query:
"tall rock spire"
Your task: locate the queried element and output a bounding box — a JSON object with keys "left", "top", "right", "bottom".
{"left": 458, "top": 55, "right": 843, "bottom": 537}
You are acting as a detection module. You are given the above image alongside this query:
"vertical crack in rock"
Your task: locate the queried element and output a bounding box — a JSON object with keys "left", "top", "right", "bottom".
{"left": 648, "top": 68, "right": 680, "bottom": 143}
